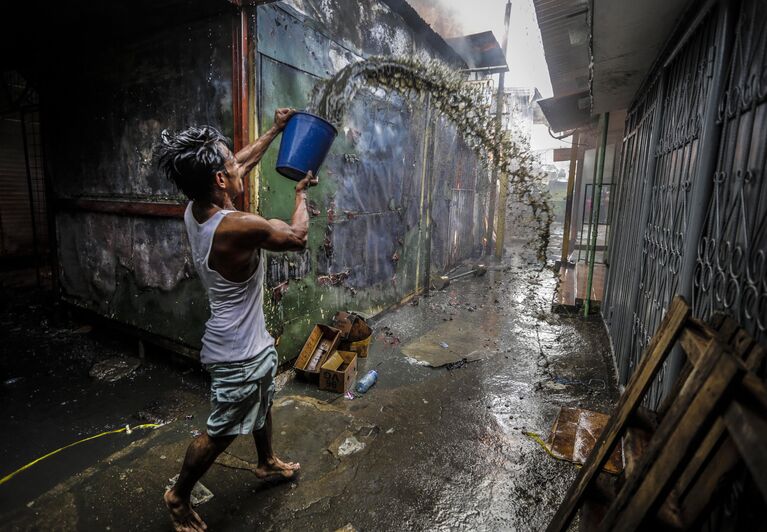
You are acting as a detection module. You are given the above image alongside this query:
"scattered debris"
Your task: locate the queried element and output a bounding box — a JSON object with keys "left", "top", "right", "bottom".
{"left": 272, "top": 281, "right": 289, "bottom": 303}
{"left": 344, "top": 391, "right": 355, "bottom": 400}
{"left": 89, "top": 356, "right": 141, "bottom": 382}
{"left": 317, "top": 270, "right": 350, "bottom": 287}
{"left": 551, "top": 376, "right": 606, "bottom": 389}
{"left": 444, "top": 358, "right": 468, "bottom": 371}
{"left": 439, "top": 342, "right": 449, "bottom": 349}
{"left": 306, "top": 200, "right": 321, "bottom": 216}
{"left": 379, "top": 326, "right": 400, "bottom": 347}
{"left": 431, "top": 275, "right": 450, "bottom": 290}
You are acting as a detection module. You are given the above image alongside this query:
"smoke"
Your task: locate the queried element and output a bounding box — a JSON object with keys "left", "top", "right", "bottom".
{"left": 406, "top": 0, "right": 465, "bottom": 39}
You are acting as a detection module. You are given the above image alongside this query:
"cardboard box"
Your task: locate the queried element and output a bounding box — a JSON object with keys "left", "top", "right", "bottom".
{"left": 294, "top": 324, "right": 342, "bottom": 381}
{"left": 319, "top": 350, "right": 358, "bottom": 393}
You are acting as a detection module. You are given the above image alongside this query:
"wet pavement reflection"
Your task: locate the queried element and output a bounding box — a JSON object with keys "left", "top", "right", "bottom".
{"left": 1, "top": 245, "right": 618, "bottom": 531}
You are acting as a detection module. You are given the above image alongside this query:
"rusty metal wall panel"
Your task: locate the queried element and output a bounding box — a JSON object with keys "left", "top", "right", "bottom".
{"left": 56, "top": 211, "right": 206, "bottom": 344}
{"left": 257, "top": 1, "right": 488, "bottom": 361}
{"left": 49, "top": 16, "right": 233, "bottom": 201}
{"left": 49, "top": 14, "right": 235, "bottom": 350}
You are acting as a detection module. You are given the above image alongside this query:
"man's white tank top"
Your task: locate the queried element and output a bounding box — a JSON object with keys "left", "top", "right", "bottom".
{"left": 184, "top": 203, "right": 274, "bottom": 365}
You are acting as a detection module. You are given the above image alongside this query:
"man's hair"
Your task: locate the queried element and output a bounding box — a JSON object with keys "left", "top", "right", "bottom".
{"left": 156, "top": 126, "right": 232, "bottom": 201}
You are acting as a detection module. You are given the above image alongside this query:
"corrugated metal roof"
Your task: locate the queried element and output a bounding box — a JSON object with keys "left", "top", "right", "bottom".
{"left": 537, "top": 90, "right": 594, "bottom": 132}
{"left": 532, "top": 0, "right": 591, "bottom": 98}
{"left": 445, "top": 31, "right": 509, "bottom": 72}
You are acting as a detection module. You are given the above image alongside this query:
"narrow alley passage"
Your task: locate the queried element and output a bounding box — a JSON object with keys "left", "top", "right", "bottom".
{"left": 1, "top": 245, "right": 617, "bottom": 531}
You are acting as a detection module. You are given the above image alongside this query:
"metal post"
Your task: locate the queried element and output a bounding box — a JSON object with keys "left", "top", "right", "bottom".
{"left": 416, "top": 94, "right": 433, "bottom": 293}
{"left": 560, "top": 130, "right": 580, "bottom": 265}
{"left": 582, "top": 145, "right": 601, "bottom": 268}
{"left": 569, "top": 144, "right": 585, "bottom": 260}
{"left": 20, "top": 110, "right": 41, "bottom": 287}
{"left": 423, "top": 113, "right": 437, "bottom": 296}
{"left": 487, "top": 0, "right": 512, "bottom": 256}
{"left": 584, "top": 112, "right": 609, "bottom": 317}
{"left": 494, "top": 165, "right": 508, "bottom": 258}
{"left": 663, "top": 0, "right": 734, "bottom": 397}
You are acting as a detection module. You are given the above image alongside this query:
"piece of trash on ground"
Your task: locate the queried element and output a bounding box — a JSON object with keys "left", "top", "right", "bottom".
{"left": 336, "top": 436, "right": 365, "bottom": 457}
{"left": 89, "top": 356, "right": 141, "bottom": 382}
{"left": 535, "top": 407, "right": 623, "bottom": 474}
{"left": 355, "top": 370, "right": 378, "bottom": 393}
{"left": 166, "top": 475, "right": 214, "bottom": 506}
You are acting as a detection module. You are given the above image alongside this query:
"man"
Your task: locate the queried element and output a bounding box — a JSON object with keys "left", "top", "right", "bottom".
{"left": 157, "top": 108, "right": 316, "bottom": 532}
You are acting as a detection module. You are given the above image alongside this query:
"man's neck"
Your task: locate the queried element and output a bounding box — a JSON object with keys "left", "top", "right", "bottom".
{"left": 197, "top": 193, "right": 235, "bottom": 211}
{"left": 191, "top": 193, "right": 236, "bottom": 224}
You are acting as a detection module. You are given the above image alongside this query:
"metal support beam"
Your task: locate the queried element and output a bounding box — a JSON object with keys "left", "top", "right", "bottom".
{"left": 584, "top": 112, "right": 609, "bottom": 317}
{"left": 231, "top": 5, "right": 255, "bottom": 212}
{"left": 495, "top": 167, "right": 508, "bottom": 258}
{"left": 487, "top": 0, "right": 512, "bottom": 256}
{"left": 19, "top": 111, "right": 41, "bottom": 286}
{"left": 560, "top": 130, "right": 580, "bottom": 265}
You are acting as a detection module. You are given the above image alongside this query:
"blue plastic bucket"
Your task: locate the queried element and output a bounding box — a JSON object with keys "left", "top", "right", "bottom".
{"left": 276, "top": 112, "right": 338, "bottom": 181}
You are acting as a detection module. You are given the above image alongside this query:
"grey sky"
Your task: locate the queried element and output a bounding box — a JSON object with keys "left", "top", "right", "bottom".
{"left": 409, "top": 0, "right": 553, "bottom": 97}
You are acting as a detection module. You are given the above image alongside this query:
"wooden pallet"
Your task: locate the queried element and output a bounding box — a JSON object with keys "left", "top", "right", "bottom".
{"left": 546, "top": 295, "right": 767, "bottom": 532}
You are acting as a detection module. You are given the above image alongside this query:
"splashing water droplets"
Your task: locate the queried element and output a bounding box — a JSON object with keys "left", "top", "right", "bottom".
{"left": 309, "top": 56, "right": 554, "bottom": 264}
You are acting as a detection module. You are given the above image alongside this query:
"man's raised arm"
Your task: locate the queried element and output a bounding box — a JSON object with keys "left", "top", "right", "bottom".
{"left": 231, "top": 108, "right": 296, "bottom": 179}
{"left": 235, "top": 171, "right": 319, "bottom": 252}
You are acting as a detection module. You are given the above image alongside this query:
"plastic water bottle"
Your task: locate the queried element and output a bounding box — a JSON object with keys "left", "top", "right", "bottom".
{"left": 355, "top": 370, "right": 378, "bottom": 393}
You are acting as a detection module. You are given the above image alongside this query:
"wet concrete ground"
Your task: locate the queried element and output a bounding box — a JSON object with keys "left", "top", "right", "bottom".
{"left": 0, "top": 245, "right": 618, "bottom": 531}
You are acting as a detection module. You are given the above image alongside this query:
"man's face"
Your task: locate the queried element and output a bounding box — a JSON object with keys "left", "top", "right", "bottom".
{"left": 220, "top": 145, "right": 243, "bottom": 199}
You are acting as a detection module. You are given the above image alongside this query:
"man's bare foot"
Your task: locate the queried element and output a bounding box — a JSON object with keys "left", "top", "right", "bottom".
{"left": 164, "top": 489, "right": 207, "bottom": 532}
{"left": 255, "top": 456, "right": 301, "bottom": 480}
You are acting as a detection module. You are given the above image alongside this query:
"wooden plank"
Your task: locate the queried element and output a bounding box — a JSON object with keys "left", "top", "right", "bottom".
{"left": 722, "top": 398, "right": 767, "bottom": 500}
{"left": 669, "top": 320, "right": 765, "bottom": 525}
{"left": 57, "top": 198, "right": 186, "bottom": 218}
{"left": 545, "top": 296, "right": 691, "bottom": 532}
{"left": 679, "top": 436, "right": 740, "bottom": 525}
{"left": 599, "top": 346, "right": 741, "bottom": 532}
{"left": 678, "top": 321, "right": 714, "bottom": 364}
{"left": 672, "top": 318, "right": 759, "bottom": 498}
{"left": 674, "top": 417, "right": 727, "bottom": 498}
{"left": 621, "top": 427, "right": 652, "bottom": 485}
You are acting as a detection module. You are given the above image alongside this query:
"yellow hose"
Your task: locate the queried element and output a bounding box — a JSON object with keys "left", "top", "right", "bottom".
{"left": 0, "top": 423, "right": 160, "bottom": 486}
{"left": 522, "top": 430, "right": 558, "bottom": 459}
